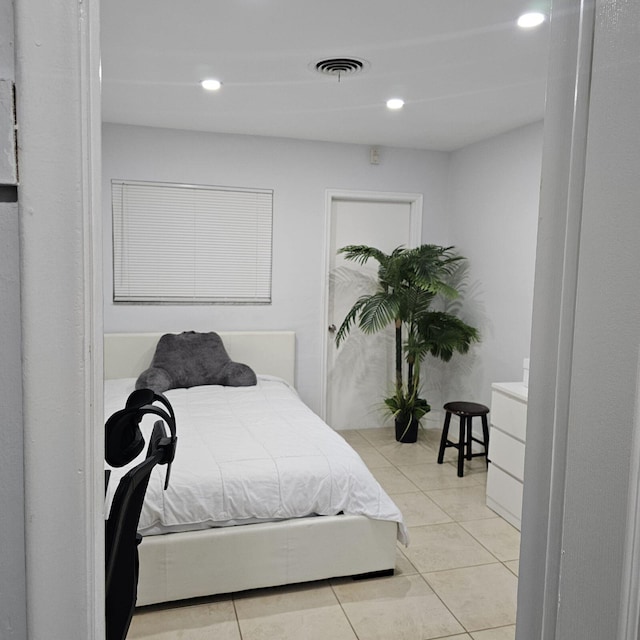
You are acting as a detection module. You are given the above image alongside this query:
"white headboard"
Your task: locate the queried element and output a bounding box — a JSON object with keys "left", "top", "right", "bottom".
{"left": 103, "top": 331, "right": 296, "bottom": 387}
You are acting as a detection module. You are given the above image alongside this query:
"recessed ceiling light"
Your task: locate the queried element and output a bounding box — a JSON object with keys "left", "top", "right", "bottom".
{"left": 201, "top": 79, "right": 222, "bottom": 91}
{"left": 517, "top": 12, "right": 546, "bottom": 28}
{"left": 386, "top": 98, "right": 404, "bottom": 110}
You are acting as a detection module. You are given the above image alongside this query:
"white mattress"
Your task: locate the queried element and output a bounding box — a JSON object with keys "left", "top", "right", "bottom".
{"left": 105, "top": 376, "right": 408, "bottom": 544}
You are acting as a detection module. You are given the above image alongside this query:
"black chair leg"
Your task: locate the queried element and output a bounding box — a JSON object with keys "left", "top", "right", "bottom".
{"left": 437, "top": 411, "right": 452, "bottom": 464}
{"left": 457, "top": 416, "right": 465, "bottom": 477}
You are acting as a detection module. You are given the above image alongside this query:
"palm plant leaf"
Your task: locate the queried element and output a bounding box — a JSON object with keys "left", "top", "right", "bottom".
{"left": 398, "top": 285, "right": 434, "bottom": 321}
{"left": 338, "top": 245, "right": 391, "bottom": 267}
{"left": 357, "top": 291, "right": 400, "bottom": 334}
{"left": 334, "top": 294, "right": 370, "bottom": 346}
{"left": 415, "top": 311, "right": 480, "bottom": 361}
{"left": 408, "top": 245, "right": 464, "bottom": 298}
{"left": 404, "top": 327, "right": 432, "bottom": 364}
{"left": 335, "top": 291, "right": 400, "bottom": 346}
{"left": 378, "top": 246, "right": 409, "bottom": 280}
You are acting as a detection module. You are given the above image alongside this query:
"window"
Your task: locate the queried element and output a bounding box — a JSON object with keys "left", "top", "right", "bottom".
{"left": 112, "top": 180, "right": 273, "bottom": 304}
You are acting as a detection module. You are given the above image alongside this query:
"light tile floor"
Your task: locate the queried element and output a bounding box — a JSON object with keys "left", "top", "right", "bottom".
{"left": 128, "top": 426, "right": 519, "bottom": 640}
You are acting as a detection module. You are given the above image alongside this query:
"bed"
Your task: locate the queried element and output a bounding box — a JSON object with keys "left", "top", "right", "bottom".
{"left": 104, "top": 330, "right": 406, "bottom": 606}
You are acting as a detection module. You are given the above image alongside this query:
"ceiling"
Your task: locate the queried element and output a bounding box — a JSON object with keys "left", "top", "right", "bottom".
{"left": 100, "top": 0, "right": 551, "bottom": 152}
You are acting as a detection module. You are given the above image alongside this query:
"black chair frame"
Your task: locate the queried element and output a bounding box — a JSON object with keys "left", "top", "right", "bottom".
{"left": 105, "top": 417, "right": 174, "bottom": 640}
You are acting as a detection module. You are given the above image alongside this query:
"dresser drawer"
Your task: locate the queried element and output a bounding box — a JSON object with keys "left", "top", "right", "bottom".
{"left": 486, "top": 464, "right": 523, "bottom": 530}
{"left": 491, "top": 390, "right": 527, "bottom": 442}
{"left": 489, "top": 427, "right": 525, "bottom": 481}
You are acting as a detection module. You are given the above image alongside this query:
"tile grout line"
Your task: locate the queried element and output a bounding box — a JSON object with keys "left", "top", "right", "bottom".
{"left": 355, "top": 428, "right": 482, "bottom": 637}
{"left": 457, "top": 522, "right": 520, "bottom": 565}
{"left": 415, "top": 570, "right": 473, "bottom": 637}
{"left": 231, "top": 597, "right": 244, "bottom": 640}
{"left": 368, "top": 428, "right": 517, "bottom": 639}
{"left": 328, "top": 581, "right": 362, "bottom": 640}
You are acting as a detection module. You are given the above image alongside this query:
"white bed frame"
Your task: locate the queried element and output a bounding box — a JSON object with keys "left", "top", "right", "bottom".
{"left": 104, "top": 331, "right": 397, "bottom": 606}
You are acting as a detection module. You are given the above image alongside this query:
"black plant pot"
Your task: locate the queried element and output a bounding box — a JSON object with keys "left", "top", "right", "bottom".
{"left": 395, "top": 415, "right": 419, "bottom": 443}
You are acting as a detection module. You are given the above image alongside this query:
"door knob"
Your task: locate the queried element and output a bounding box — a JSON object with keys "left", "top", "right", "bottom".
{"left": 328, "top": 324, "right": 337, "bottom": 333}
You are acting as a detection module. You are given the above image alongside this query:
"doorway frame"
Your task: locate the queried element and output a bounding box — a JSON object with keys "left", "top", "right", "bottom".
{"left": 20, "top": 1, "right": 640, "bottom": 637}
{"left": 15, "top": 0, "right": 103, "bottom": 637}
{"left": 320, "top": 189, "right": 423, "bottom": 423}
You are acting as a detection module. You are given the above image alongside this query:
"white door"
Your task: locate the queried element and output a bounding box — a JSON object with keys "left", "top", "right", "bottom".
{"left": 325, "top": 194, "right": 422, "bottom": 430}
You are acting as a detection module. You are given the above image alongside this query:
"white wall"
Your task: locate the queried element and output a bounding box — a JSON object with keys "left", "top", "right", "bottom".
{"left": 15, "top": 0, "right": 103, "bottom": 637}
{"left": 517, "top": 1, "right": 640, "bottom": 637}
{"left": 442, "top": 122, "right": 543, "bottom": 407}
{"left": 102, "top": 123, "right": 451, "bottom": 412}
{"left": 0, "top": 3, "right": 24, "bottom": 635}
{"left": 0, "top": 201, "right": 26, "bottom": 639}
{"left": 0, "top": 1, "right": 13, "bottom": 80}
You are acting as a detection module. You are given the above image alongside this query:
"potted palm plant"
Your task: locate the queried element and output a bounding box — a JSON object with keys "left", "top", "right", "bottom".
{"left": 335, "top": 244, "right": 479, "bottom": 443}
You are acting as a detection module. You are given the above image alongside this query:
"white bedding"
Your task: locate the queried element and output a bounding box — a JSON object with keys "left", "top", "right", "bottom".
{"left": 105, "top": 376, "right": 408, "bottom": 544}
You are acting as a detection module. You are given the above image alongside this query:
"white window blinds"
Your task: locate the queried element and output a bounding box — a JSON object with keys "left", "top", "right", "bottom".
{"left": 112, "top": 180, "right": 273, "bottom": 303}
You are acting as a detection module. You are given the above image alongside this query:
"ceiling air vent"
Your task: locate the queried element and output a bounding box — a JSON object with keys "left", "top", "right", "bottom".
{"left": 313, "top": 57, "right": 369, "bottom": 80}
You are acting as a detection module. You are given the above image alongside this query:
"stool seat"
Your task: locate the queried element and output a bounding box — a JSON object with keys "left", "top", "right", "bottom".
{"left": 438, "top": 401, "right": 490, "bottom": 477}
{"left": 443, "top": 401, "right": 489, "bottom": 417}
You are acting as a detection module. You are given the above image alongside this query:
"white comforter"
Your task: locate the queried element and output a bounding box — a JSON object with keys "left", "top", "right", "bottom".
{"left": 105, "top": 376, "right": 408, "bottom": 544}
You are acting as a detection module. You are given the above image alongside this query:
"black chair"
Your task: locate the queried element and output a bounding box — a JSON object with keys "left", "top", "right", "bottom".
{"left": 105, "top": 390, "right": 177, "bottom": 640}
{"left": 436, "top": 401, "right": 489, "bottom": 477}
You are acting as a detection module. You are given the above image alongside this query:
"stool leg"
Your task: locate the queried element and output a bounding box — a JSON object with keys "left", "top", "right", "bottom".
{"left": 481, "top": 414, "right": 490, "bottom": 468}
{"left": 465, "top": 416, "right": 473, "bottom": 460}
{"left": 457, "top": 416, "right": 465, "bottom": 477}
{"left": 437, "top": 412, "right": 452, "bottom": 464}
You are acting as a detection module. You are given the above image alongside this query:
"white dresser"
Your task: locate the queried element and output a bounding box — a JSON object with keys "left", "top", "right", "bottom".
{"left": 486, "top": 382, "right": 528, "bottom": 530}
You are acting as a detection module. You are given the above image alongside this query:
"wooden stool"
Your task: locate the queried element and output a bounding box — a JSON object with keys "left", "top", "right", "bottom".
{"left": 437, "top": 401, "right": 490, "bottom": 477}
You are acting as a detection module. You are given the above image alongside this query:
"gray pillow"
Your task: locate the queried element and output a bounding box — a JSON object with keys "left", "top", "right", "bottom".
{"left": 136, "top": 331, "right": 257, "bottom": 393}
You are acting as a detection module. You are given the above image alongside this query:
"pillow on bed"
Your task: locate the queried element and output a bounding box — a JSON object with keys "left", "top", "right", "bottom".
{"left": 135, "top": 331, "right": 257, "bottom": 393}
